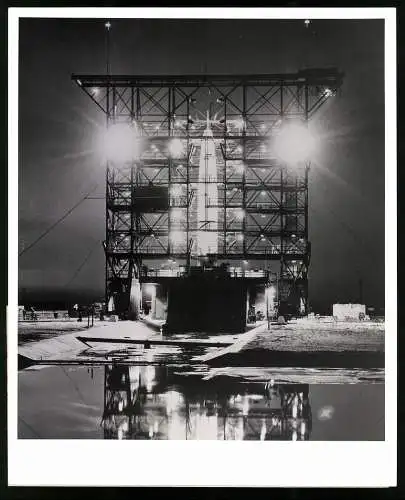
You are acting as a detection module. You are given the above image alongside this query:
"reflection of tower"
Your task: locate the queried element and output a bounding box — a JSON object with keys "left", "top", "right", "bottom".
{"left": 101, "top": 366, "right": 312, "bottom": 441}
{"left": 217, "top": 383, "right": 311, "bottom": 441}
{"left": 102, "top": 366, "right": 132, "bottom": 439}
{"left": 196, "top": 110, "right": 218, "bottom": 257}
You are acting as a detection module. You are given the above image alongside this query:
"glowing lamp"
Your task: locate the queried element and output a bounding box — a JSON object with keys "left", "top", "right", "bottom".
{"left": 169, "top": 138, "right": 184, "bottom": 158}
{"left": 104, "top": 122, "right": 140, "bottom": 162}
{"left": 273, "top": 122, "right": 315, "bottom": 164}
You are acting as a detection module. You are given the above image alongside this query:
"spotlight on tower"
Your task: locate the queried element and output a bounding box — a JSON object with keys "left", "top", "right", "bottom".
{"left": 169, "top": 138, "right": 184, "bottom": 158}
{"left": 273, "top": 121, "right": 315, "bottom": 164}
{"left": 104, "top": 122, "right": 141, "bottom": 162}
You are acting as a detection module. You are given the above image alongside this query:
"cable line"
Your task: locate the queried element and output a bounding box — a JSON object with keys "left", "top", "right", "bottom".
{"left": 19, "top": 184, "right": 99, "bottom": 257}
{"left": 65, "top": 241, "right": 101, "bottom": 288}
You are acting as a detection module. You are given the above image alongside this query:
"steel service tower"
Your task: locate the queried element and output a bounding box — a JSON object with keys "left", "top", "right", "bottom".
{"left": 73, "top": 69, "right": 343, "bottom": 331}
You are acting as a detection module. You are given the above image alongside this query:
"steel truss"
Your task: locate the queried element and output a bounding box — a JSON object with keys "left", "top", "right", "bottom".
{"left": 73, "top": 69, "right": 343, "bottom": 315}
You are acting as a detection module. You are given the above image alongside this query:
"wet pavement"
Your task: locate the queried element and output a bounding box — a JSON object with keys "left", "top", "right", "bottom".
{"left": 18, "top": 322, "right": 385, "bottom": 440}
{"left": 18, "top": 363, "right": 384, "bottom": 440}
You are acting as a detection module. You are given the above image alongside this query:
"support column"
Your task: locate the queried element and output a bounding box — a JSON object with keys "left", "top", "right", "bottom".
{"left": 128, "top": 278, "right": 141, "bottom": 320}
{"left": 153, "top": 285, "right": 168, "bottom": 320}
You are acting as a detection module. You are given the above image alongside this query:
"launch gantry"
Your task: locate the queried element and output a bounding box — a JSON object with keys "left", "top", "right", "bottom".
{"left": 73, "top": 69, "right": 344, "bottom": 320}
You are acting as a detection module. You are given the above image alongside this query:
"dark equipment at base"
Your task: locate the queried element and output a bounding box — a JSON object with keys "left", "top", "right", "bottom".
{"left": 166, "top": 273, "right": 247, "bottom": 334}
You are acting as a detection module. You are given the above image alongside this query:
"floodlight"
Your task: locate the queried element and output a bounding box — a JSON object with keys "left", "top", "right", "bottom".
{"left": 104, "top": 122, "right": 141, "bottom": 162}
{"left": 273, "top": 122, "right": 315, "bottom": 164}
{"left": 169, "top": 138, "right": 184, "bottom": 158}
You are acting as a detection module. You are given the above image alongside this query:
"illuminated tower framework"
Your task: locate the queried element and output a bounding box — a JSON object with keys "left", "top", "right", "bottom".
{"left": 73, "top": 69, "right": 343, "bottom": 317}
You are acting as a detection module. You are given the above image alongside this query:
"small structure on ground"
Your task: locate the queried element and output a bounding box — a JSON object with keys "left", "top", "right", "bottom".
{"left": 333, "top": 303, "right": 366, "bottom": 321}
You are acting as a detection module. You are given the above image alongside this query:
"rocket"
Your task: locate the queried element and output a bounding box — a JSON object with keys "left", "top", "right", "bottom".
{"left": 196, "top": 111, "right": 219, "bottom": 257}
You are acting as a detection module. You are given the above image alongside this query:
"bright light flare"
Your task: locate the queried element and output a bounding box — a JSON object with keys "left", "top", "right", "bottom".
{"left": 169, "top": 138, "right": 185, "bottom": 158}
{"left": 103, "top": 122, "right": 141, "bottom": 162}
{"left": 273, "top": 122, "right": 316, "bottom": 164}
{"left": 317, "top": 405, "right": 335, "bottom": 421}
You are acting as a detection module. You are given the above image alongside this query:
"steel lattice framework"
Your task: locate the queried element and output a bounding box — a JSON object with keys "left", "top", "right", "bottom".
{"left": 73, "top": 69, "right": 343, "bottom": 315}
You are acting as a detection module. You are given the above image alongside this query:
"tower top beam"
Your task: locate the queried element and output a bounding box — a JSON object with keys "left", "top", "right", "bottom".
{"left": 72, "top": 68, "right": 344, "bottom": 89}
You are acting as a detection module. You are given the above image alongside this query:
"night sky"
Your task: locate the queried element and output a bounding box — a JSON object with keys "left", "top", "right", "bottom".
{"left": 18, "top": 18, "right": 385, "bottom": 312}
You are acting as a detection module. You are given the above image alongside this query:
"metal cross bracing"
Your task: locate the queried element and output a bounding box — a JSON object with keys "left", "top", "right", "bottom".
{"left": 101, "top": 365, "right": 312, "bottom": 440}
{"left": 73, "top": 69, "right": 343, "bottom": 316}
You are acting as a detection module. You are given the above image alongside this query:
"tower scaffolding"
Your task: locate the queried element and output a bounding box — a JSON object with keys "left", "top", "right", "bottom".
{"left": 73, "top": 69, "right": 344, "bottom": 318}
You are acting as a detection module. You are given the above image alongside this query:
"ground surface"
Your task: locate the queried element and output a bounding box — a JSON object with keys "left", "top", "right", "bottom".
{"left": 17, "top": 317, "right": 385, "bottom": 370}
{"left": 17, "top": 321, "right": 96, "bottom": 345}
{"left": 244, "top": 320, "right": 384, "bottom": 352}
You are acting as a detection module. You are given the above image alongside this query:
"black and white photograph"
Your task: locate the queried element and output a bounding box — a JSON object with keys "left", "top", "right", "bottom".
{"left": 9, "top": 7, "right": 396, "bottom": 487}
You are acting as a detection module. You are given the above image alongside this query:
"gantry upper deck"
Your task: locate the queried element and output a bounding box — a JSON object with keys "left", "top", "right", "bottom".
{"left": 72, "top": 68, "right": 344, "bottom": 88}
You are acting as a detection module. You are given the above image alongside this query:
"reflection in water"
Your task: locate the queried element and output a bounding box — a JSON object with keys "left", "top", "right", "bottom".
{"left": 101, "top": 365, "right": 312, "bottom": 440}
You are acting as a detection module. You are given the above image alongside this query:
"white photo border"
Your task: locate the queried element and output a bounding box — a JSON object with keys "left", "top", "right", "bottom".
{"left": 8, "top": 7, "right": 397, "bottom": 487}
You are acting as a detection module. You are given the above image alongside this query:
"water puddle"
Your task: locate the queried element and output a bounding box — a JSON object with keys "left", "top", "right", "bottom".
{"left": 18, "top": 363, "right": 384, "bottom": 440}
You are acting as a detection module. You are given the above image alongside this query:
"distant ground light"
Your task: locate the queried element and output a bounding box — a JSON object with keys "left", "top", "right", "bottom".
{"left": 317, "top": 405, "right": 335, "bottom": 421}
